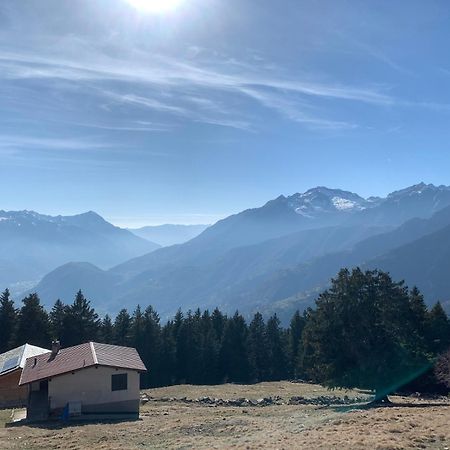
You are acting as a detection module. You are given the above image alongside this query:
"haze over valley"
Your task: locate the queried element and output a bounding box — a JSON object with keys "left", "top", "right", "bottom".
{"left": 3, "top": 182, "right": 449, "bottom": 320}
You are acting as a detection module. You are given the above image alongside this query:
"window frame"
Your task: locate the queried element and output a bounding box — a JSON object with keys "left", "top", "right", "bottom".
{"left": 111, "top": 373, "right": 128, "bottom": 392}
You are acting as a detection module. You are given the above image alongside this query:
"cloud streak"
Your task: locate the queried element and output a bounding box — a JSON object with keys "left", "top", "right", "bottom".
{"left": 0, "top": 135, "right": 109, "bottom": 152}
{"left": 0, "top": 36, "right": 399, "bottom": 132}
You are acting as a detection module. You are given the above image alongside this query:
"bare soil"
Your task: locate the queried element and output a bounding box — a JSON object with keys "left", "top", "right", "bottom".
{"left": 0, "top": 382, "right": 449, "bottom": 450}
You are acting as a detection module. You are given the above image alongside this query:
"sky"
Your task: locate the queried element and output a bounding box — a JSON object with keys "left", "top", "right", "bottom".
{"left": 1, "top": 0, "right": 450, "bottom": 227}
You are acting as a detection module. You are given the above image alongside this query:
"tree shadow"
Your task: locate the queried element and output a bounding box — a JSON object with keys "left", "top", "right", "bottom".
{"left": 328, "top": 400, "right": 450, "bottom": 413}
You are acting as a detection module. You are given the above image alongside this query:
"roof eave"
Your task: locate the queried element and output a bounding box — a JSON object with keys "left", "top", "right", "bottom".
{"left": 19, "top": 363, "right": 147, "bottom": 385}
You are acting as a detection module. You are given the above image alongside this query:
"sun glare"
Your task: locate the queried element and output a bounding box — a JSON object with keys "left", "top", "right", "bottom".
{"left": 126, "top": 0, "right": 184, "bottom": 14}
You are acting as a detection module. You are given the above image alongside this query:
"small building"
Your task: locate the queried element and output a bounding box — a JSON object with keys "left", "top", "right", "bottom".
{"left": 19, "top": 341, "right": 147, "bottom": 421}
{"left": 0, "top": 344, "right": 50, "bottom": 409}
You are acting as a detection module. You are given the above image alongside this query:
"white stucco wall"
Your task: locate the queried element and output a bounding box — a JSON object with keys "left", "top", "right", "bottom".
{"left": 48, "top": 366, "right": 140, "bottom": 410}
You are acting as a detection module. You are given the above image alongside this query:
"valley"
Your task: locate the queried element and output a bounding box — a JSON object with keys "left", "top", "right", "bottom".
{"left": 15, "top": 183, "right": 450, "bottom": 318}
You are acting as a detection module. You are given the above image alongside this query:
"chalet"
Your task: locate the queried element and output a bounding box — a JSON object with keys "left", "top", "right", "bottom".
{"left": 0, "top": 344, "right": 50, "bottom": 409}
{"left": 19, "top": 341, "right": 147, "bottom": 421}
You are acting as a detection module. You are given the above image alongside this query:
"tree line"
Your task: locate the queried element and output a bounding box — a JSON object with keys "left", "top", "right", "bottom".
{"left": 0, "top": 268, "right": 449, "bottom": 394}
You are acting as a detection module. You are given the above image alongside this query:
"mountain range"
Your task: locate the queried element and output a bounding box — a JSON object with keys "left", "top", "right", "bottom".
{"left": 0, "top": 210, "right": 159, "bottom": 291}
{"left": 21, "top": 182, "right": 450, "bottom": 318}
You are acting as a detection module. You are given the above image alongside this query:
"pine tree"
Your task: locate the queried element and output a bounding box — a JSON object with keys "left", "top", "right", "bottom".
{"left": 219, "top": 311, "right": 250, "bottom": 383}
{"left": 15, "top": 293, "right": 50, "bottom": 348}
{"left": 408, "top": 287, "right": 428, "bottom": 347}
{"left": 100, "top": 314, "right": 114, "bottom": 343}
{"left": 113, "top": 309, "right": 132, "bottom": 346}
{"left": 426, "top": 302, "right": 450, "bottom": 354}
{"left": 288, "top": 310, "right": 306, "bottom": 378}
{"left": 159, "top": 321, "right": 177, "bottom": 386}
{"left": 61, "top": 290, "right": 100, "bottom": 346}
{"left": 265, "top": 314, "right": 288, "bottom": 381}
{"left": 140, "top": 305, "right": 162, "bottom": 387}
{"left": 247, "top": 312, "right": 268, "bottom": 382}
{"left": 301, "top": 268, "right": 431, "bottom": 402}
{"left": 175, "top": 310, "right": 196, "bottom": 383}
{"left": 211, "top": 307, "right": 226, "bottom": 341}
{"left": 200, "top": 310, "right": 220, "bottom": 385}
{"left": 49, "top": 299, "right": 66, "bottom": 341}
{"left": 130, "top": 305, "right": 145, "bottom": 349}
{"left": 0, "top": 289, "right": 17, "bottom": 353}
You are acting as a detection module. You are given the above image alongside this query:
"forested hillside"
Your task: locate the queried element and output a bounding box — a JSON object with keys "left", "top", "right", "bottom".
{"left": 2, "top": 270, "right": 449, "bottom": 393}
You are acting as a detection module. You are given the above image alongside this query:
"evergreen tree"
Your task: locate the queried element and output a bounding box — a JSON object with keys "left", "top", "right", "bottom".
{"left": 130, "top": 305, "right": 145, "bottom": 349}
{"left": 100, "top": 314, "right": 114, "bottom": 344}
{"left": 61, "top": 290, "right": 100, "bottom": 346}
{"left": 15, "top": 293, "right": 50, "bottom": 348}
{"left": 426, "top": 302, "right": 450, "bottom": 354}
{"left": 185, "top": 309, "right": 205, "bottom": 383}
{"left": 159, "top": 321, "right": 177, "bottom": 386}
{"left": 219, "top": 311, "right": 250, "bottom": 383}
{"left": 301, "top": 268, "right": 431, "bottom": 402}
{"left": 49, "top": 299, "right": 66, "bottom": 341}
{"left": 211, "top": 307, "right": 226, "bottom": 341}
{"left": 0, "top": 289, "right": 17, "bottom": 353}
{"left": 175, "top": 310, "right": 199, "bottom": 383}
{"left": 408, "top": 287, "right": 429, "bottom": 349}
{"left": 288, "top": 310, "right": 306, "bottom": 378}
{"left": 140, "top": 305, "right": 162, "bottom": 387}
{"left": 265, "top": 314, "right": 288, "bottom": 381}
{"left": 113, "top": 309, "right": 132, "bottom": 346}
{"left": 200, "top": 310, "right": 220, "bottom": 385}
{"left": 247, "top": 312, "right": 268, "bottom": 382}
{"left": 174, "top": 309, "right": 188, "bottom": 383}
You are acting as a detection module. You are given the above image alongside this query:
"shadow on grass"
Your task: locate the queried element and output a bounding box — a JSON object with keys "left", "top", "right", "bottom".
{"left": 327, "top": 400, "right": 450, "bottom": 413}
{"left": 8, "top": 416, "right": 141, "bottom": 429}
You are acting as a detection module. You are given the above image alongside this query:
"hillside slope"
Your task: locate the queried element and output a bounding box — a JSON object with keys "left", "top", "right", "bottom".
{"left": 30, "top": 184, "right": 450, "bottom": 316}
{"left": 0, "top": 210, "right": 159, "bottom": 287}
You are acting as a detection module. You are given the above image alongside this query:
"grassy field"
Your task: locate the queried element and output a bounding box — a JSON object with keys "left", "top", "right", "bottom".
{"left": 0, "top": 409, "right": 12, "bottom": 429}
{"left": 0, "top": 382, "right": 449, "bottom": 449}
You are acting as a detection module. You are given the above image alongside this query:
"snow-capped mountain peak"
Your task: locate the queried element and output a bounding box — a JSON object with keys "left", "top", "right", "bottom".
{"left": 286, "top": 187, "right": 369, "bottom": 217}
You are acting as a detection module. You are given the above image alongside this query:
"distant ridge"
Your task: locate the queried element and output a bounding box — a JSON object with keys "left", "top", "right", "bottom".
{"left": 28, "top": 183, "right": 450, "bottom": 318}
{"left": 0, "top": 210, "right": 160, "bottom": 288}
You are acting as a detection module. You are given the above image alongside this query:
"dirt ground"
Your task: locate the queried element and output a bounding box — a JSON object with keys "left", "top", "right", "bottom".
{"left": 0, "top": 382, "right": 449, "bottom": 450}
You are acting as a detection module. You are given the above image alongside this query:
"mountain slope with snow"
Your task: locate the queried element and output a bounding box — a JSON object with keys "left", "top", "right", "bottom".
{"left": 29, "top": 183, "right": 450, "bottom": 317}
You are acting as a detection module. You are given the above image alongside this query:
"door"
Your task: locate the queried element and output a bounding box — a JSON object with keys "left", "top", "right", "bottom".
{"left": 28, "top": 380, "right": 49, "bottom": 421}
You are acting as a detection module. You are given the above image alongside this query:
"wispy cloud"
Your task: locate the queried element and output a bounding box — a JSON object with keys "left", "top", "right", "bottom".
{"left": 0, "top": 135, "right": 109, "bottom": 152}
{"left": 101, "top": 91, "right": 187, "bottom": 115}
{"left": 0, "top": 36, "right": 399, "bottom": 132}
{"left": 70, "top": 121, "right": 174, "bottom": 132}
{"left": 239, "top": 87, "right": 357, "bottom": 130}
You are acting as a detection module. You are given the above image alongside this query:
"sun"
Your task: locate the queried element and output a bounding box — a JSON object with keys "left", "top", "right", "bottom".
{"left": 126, "top": 0, "right": 184, "bottom": 14}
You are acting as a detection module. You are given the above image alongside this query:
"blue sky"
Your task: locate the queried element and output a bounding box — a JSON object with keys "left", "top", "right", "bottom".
{"left": 1, "top": 0, "right": 450, "bottom": 226}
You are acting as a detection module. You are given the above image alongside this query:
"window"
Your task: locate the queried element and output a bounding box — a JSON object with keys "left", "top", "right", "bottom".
{"left": 111, "top": 373, "right": 128, "bottom": 391}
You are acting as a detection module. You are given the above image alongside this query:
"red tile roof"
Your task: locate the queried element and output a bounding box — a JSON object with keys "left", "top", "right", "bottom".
{"left": 19, "top": 342, "right": 147, "bottom": 385}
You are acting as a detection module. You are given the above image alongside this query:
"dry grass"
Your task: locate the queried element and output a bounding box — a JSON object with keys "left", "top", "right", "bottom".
{"left": 144, "top": 380, "right": 365, "bottom": 400}
{"left": 0, "top": 409, "right": 12, "bottom": 429}
{"left": 0, "top": 382, "right": 448, "bottom": 450}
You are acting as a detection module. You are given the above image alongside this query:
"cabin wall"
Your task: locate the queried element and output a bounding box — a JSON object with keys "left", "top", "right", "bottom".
{"left": 48, "top": 366, "right": 140, "bottom": 414}
{"left": 0, "top": 369, "right": 27, "bottom": 408}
